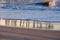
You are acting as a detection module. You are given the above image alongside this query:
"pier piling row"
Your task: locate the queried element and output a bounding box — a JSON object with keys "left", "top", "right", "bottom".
{"left": 0, "top": 19, "right": 54, "bottom": 29}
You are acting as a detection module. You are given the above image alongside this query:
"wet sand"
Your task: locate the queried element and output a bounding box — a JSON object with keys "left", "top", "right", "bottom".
{"left": 0, "top": 26, "right": 60, "bottom": 40}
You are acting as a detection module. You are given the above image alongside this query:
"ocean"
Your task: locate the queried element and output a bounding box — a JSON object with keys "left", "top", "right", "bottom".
{"left": 0, "top": 4, "right": 60, "bottom": 30}
{"left": 0, "top": 4, "right": 60, "bottom": 22}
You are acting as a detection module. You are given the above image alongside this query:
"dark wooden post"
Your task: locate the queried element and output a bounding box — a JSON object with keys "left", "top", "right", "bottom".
{"left": 37, "top": 21, "right": 39, "bottom": 28}
{"left": 48, "top": 23, "right": 51, "bottom": 29}
{"left": 22, "top": 20, "right": 25, "bottom": 27}
{"left": 33, "top": 21, "right": 35, "bottom": 28}
{"left": 20, "top": 20, "right": 22, "bottom": 27}
{"left": 26, "top": 20, "right": 30, "bottom": 28}
{"left": 14, "top": 20, "right": 17, "bottom": 26}
{"left": 40, "top": 22, "right": 42, "bottom": 28}
{"left": 46, "top": 23, "right": 48, "bottom": 29}
{"left": 49, "top": 24, "right": 53, "bottom": 29}
{"left": 26, "top": 20, "right": 28, "bottom": 28}
{"left": 28, "top": 21, "right": 30, "bottom": 28}
{"left": 5, "top": 20, "right": 10, "bottom": 26}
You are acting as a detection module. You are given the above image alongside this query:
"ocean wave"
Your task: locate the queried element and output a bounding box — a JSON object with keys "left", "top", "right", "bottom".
{"left": 0, "top": 4, "right": 60, "bottom": 11}
{"left": 1, "top": 7, "right": 60, "bottom": 11}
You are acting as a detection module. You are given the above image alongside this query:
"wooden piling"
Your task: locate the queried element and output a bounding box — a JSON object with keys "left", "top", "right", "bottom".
{"left": 40, "top": 22, "right": 42, "bottom": 28}
{"left": 33, "top": 21, "right": 35, "bottom": 28}
{"left": 20, "top": 20, "right": 22, "bottom": 27}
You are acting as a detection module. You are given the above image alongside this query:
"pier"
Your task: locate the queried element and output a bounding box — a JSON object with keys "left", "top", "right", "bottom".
{"left": 0, "top": 19, "right": 54, "bottom": 29}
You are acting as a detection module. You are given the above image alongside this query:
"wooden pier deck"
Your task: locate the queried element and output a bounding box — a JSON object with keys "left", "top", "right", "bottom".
{"left": 0, "top": 26, "right": 60, "bottom": 40}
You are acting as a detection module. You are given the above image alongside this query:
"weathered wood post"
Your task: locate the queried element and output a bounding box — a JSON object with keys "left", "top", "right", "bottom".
{"left": 14, "top": 20, "right": 17, "bottom": 26}
{"left": 46, "top": 22, "right": 53, "bottom": 29}
{"left": 37, "top": 21, "right": 39, "bottom": 28}
{"left": 48, "top": 23, "right": 51, "bottom": 29}
{"left": 33, "top": 20, "right": 35, "bottom": 28}
{"left": 20, "top": 20, "right": 22, "bottom": 27}
{"left": 26, "top": 20, "right": 27, "bottom": 28}
{"left": 45, "top": 23, "right": 48, "bottom": 29}
{"left": 39, "top": 22, "right": 42, "bottom": 28}
{"left": 28, "top": 20, "right": 30, "bottom": 28}
{"left": 22, "top": 20, "right": 25, "bottom": 27}
{"left": 26, "top": 19, "right": 30, "bottom": 28}
{"left": 48, "top": 22, "right": 53, "bottom": 29}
